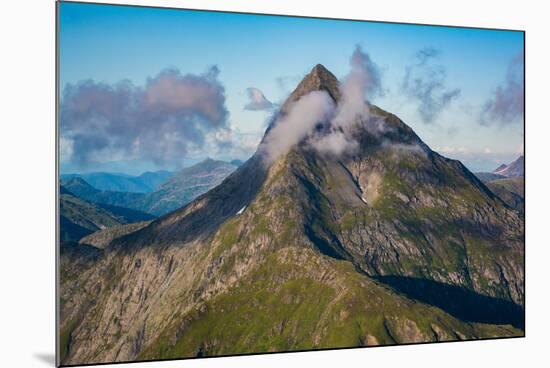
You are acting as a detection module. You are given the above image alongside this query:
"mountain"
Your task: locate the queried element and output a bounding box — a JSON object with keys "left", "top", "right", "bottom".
{"left": 493, "top": 155, "right": 524, "bottom": 177}
{"left": 60, "top": 186, "right": 155, "bottom": 243}
{"left": 60, "top": 189, "right": 126, "bottom": 242}
{"left": 136, "top": 159, "right": 238, "bottom": 216}
{"left": 61, "top": 171, "right": 174, "bottom": 193}
{"left": 474, "top": 155, "right": 523, "bottom": 182}
{"left": 60, "top": 65, "right": 524, "bottom": 365}
{"left": 96, "top": 203, "right": 156, "bottom": 224}
{"left": 486, "top": 177, "right": 524, "bottom": 214}
{"left": 62, "top": 177, "right": 147, "bottom": 211}
{"left": 79, "top": 221, "right": 152, "bottom": 249}
{"left": 136, "top": 171, "right": 174, "bottom": 191}
{"left": 474, "top": 156, "right": 524, "bottom": 213}
{"left": 63, "top": 160, "right": 238, "bottom": 217}
{"left": 474, "top": 172, "right": 506, "bottom": 182}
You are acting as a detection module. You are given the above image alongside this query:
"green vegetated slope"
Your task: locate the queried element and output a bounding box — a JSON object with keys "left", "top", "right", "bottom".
{"left": 59, "top": 65, "right": 524, "bottom": 366}
{"left": 139, "top": 247, "right": 519, "bottom": 360}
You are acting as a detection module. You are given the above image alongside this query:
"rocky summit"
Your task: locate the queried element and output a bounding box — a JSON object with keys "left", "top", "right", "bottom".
{"left": 59, "top": 65, "right": 524, "bottom": 365}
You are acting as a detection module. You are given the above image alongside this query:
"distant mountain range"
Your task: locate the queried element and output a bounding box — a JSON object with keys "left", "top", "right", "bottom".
{"left": 63, "top": 159, "right": 238, "bottom": 217}
{"left": 474, "top": 156, "right": 524, "bottom": 213}
{"left": 61, "top": 170, "right": 173, "bottom": 193}
{"left": 493, "top": 155, "right": 524, "bottom": 178}
{"left": 135, "top": 158, "right": 238, "bottom": 216}
{"left": 60, "top": 187, "right": 154, "bottom": 243}
{"left": 475, "top": 155, "right": 524, "bottom": 181}
{"left": 60, "top": 64, "right": 524, "bottom": 365}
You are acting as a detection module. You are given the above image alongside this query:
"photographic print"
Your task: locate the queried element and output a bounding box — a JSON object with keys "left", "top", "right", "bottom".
{"left": 57, "top": 1, "right": 525, "bottom": 366}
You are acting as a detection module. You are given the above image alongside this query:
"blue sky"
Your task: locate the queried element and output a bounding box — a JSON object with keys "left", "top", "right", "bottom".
{"left": 59, "top": 2, "right": 524, "bottom": 174}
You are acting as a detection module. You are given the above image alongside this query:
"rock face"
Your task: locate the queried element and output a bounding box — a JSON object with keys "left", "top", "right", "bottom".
{"left": 281, "top": 64, "right": 341, "bottom": 113}
{"left": 59, "top": 65, "right": 524, "bottom": 366}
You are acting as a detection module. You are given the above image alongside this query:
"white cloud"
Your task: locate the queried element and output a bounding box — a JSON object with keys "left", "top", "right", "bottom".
{"left": 261, "top": 46, "right": 386, "bottom": 160}
{"left": 434, "top": 146, "right": 468, "bottom": 154}
{"left": 310, "top": 130, "right": 358, "bottom": 156}
{"left": 59, "top": 136, "right": 74, "bottom": 162}
{"left": 262, "top": 91, "right": 336, "bottom": 163}
{"left": 61, "top": 66, "right": 229, "bottom": 168}
{"left": 480, "top": 51, "right": 524, "bottom": 125}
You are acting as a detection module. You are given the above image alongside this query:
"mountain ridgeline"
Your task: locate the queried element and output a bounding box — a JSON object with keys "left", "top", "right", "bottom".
{"left": 61, "top": 171, "right": 174, "bottom": 193}
{"left": 475, "top": 156, "right": 525, "bottom": 213}
{"left": 60, "top": 187, "right": 154, "bottom": 243}
{"left": 63, "top": 159, "right": 238, "bottom": 217}
{"left": 493, "top": 155, "right": 524, "bottom": 178}
{"left": 59, "top": 65, "right": 524, "bottom": 365}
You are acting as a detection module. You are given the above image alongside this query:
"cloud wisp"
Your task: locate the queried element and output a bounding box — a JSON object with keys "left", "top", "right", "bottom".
{"left": 262, "top": 91, "right": 336, "bottom": 163}
{"left": 60, "top": 66, "right": 230, "bottom": 168}
{"left": 402, "top": 47, "right": 461, "bottom": 124}
{"left": 262, "top": 45, "right": 398, "bottom": 162}
{"left": 480, "top": 51, "right": 524, "bottom": 126}
{"left": 243, "top": 87, "right": 274, "bottom": 111}
{"left": 332, "top": 45, "right": 382, "bottom": 130}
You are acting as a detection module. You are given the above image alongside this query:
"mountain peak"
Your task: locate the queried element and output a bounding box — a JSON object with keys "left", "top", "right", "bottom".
{"left": 310, "top": 63, "right": 333, "bottom": 79}
{"left": 281, "top": 64, "right": 341, "bottom": 113}
{"left": 493, "top": 155, "right": 524, "bottom": 177}
{"left": 65, "top": 176, "right": 94, "bottom": 188}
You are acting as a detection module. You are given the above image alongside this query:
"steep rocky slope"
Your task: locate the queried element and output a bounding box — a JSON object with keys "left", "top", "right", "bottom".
{"left": 59, "top": 65, "right": 524, "bottom": 365}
